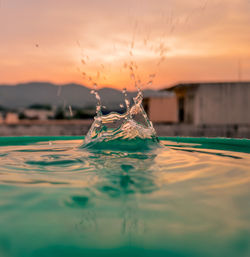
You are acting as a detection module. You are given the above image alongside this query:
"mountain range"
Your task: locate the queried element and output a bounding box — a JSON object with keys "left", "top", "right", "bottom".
{"left": 0, "top": 82, "right": 169, "bottom": 110}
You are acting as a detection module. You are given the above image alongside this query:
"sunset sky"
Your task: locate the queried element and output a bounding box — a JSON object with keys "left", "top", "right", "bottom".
{"left": 0, "top": 0, "right": 250, "bottom": 90}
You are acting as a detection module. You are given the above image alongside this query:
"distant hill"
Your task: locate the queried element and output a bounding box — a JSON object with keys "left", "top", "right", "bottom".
{"left": 0, "top": 82, "right": 170, "bottom": 110}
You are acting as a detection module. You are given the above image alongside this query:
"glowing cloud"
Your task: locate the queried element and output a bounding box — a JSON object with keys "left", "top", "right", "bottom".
{"left": 0, "top": 0, "right": 250, "bottom": 89}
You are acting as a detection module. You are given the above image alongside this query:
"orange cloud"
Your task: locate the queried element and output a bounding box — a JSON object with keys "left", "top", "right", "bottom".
{"left": 0, "top": 0, "right": 250, "bottom": 89}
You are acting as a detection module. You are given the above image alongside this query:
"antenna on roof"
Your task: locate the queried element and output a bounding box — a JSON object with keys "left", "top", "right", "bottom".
{"left": 238, "top": 58, "right": 242, "bottom": 82}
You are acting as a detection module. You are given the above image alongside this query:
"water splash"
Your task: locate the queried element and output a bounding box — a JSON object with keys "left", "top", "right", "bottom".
{"left": 90, "top": 83, "right": 102, "bottom": 117}
{"left": 77, "top": 25, "right": 170, "bottom": 151}
{"left": 83, "top": 88, "right": 159, "bottom": 151}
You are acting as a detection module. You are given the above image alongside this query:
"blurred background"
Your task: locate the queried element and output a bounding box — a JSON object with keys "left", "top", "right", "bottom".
{"left": 0, "top": 0, "right": 250, "bottom": 137}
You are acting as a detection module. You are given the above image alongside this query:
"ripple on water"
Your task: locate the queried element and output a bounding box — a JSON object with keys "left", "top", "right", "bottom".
{"left": 65, "top": 196, "right": 89, "bottom": 208}
{"left": 25, "top": 158, "right": 84, "bottom": 167}
{"left": 0, "top": 137, "right": 249, "bottom": 257}
{"left": 0, "top": 138, "right": 249, "bottom": 191}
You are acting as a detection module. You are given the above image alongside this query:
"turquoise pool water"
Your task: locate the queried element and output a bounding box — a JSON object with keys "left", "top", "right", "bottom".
{"left": 0, "top": 136, "right": 250, "bottom": 257}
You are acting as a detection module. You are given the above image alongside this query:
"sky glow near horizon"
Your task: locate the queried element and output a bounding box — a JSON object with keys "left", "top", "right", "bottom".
{"left": 0, "top": 0, "right": 250, "bottom": 89}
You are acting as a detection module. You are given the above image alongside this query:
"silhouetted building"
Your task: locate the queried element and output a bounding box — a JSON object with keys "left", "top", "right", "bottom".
{"left": 143, "top": 92, "right": 178, "bottom": 123}
{"left": 23, "top": 109, "right": 54, "bottom": 120}
{"left": 166, "top": 82, "right": 250, "bottom": 125}
{"left": 5, "top": 112, "right": 19, "bottom": 124}
{"left": 0, "top": 113, "right": 3, "bottom": 124}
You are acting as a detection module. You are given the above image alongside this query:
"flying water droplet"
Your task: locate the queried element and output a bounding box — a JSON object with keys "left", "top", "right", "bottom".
{"left": 57, "top": 86, "right": 62, "bottom": 97}
{"left": 69, "top": 105, "right": 73, "bottom": 117}
{"left": 147, "top": 80, "right": 153, "bottom": 87}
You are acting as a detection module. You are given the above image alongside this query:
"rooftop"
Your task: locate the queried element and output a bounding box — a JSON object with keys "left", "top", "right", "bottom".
{"left": 165, "top": 81, "right": 250, "bottom": 91}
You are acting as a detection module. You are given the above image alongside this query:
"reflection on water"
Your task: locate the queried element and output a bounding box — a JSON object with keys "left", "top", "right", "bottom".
{"left": 0, "top": 137, "right": 250, "bottom": 257}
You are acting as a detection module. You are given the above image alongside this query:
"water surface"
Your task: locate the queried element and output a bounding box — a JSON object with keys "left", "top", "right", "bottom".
{"left": 0, "top": 136, "right": 250, "bottom": 257}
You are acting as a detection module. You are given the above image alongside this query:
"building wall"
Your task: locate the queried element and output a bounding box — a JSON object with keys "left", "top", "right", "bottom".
{"left": 0, "top": 114, "right": 3, "bottom": 124}
{"left": 184, "top": 87, "right": 197, "bottom": 124}
{"left": 173, "top": 86, "right": 198, "bottom": 124}
{"left": 5, "top": 112, "right": 19, "bottom": 124}
{"left": 195, "top": 83, "right": 250, "bottom": 125}
{"left": 24, "top": 109, "right": 54, "bottom": 120}
{"left": 148, "top": 96, "right": 178, "bottom": 123}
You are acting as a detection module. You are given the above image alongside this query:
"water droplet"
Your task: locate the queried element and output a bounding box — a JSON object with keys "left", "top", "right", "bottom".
{"left": 57, "top": 86, "right": 62, "bottom": 97}
{"left": 69, "top": 105, "right": 73, "bottom": 117}
{"left": 130, "top": 73, "right": 135, "bottom": 80}
{"left": 147, "top": 80, "right": 153, "bottom": 86}
{"left": 125, "top": 99, "right": 130, "bottom": 106}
